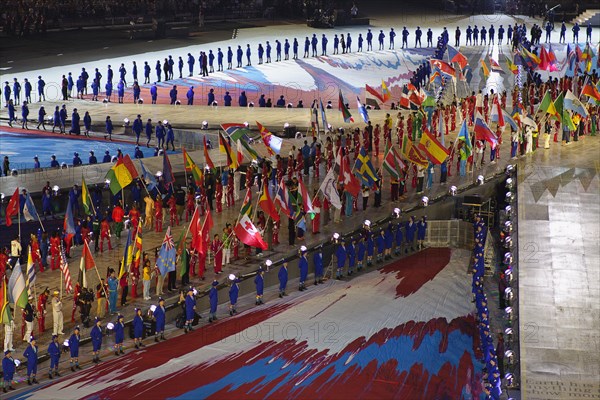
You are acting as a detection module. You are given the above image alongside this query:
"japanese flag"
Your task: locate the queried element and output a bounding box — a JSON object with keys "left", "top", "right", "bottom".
{"left": 234, "top": 214, "right": 268, "bottom": 250}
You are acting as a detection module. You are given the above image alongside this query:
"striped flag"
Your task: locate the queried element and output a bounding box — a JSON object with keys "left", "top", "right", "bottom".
{"left": 8, "top": 260, "right": 28, "bottom": 308}
{"left": 22, "top": 193, "right": 39, "bottom": 222}
{"left": 59, "top": 246, "right": 73, "bottom": 294}
{"left": 480, "top": 59, "right": 490, "bottom": 80}
{"left": 1, "top": 276, "right": 12, "bottom": 324}
{"left": 338, "top": 90, "right": 354, "bottom": 123}
{"left": 26, "top": 247, "right": 36, "bottom": 296}
{"left": 81, "top": 176, "right": 94, "bottom": 215}
{"left": 218, "top": 131, "right": 238, "bottom": 169}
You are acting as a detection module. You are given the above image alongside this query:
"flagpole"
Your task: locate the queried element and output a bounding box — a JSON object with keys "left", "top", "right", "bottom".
{"left": 36, "top": 211, "right": 46, "bottom": 233}
{"left": 93, "top": 265, "right": 110, "bottom": 300}
{"left": 18, "top": 196, "right": 21, "bottom": 241}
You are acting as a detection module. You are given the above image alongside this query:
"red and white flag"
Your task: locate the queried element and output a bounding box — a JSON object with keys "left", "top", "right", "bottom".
{"left": 234, "top": 214, "right": 268, "bottom": 250}
{"left": 60, "top": 246, "right": 73, "bottom": 294}
{"left": 339, "top": 152, "right": 361, "bottom": 197}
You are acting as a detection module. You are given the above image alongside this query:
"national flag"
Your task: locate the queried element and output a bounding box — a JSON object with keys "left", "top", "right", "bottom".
{"left": 274, "top": 179, "right": 293, "bottom": 218}
{"left": 339, "top": 152, "right": 361, "bottom": 196}
{"left": 22, "top": 193, "right": 39, "bottom": 222}
{"left": 26, "top": 247, "right": 36, "bottom": 296}
{"left": 240, "top": 187, "right": 253, "bottom": 217}
{"left": 182, "top": 148, "right": 204, "bottom": 186}
{"left": 402, "top": 134, "right": 428, "bottom": 167}
{"left": 538, "top": 46, "right": 558, "bottom": 72}
{"left": 234, "top": 214, "right": 268, "bottom": 250}
{"left": 563, "top": 110, "right": 576, "bottom": 130}
{"left": 8, "top": 260, "right": 28, "bottom": 308}
{"left": 5, "top": 188, "right": 19, "bottom": 227}
{"left": 356, "top": 97, "right": 369, "bottom": 123}
{"left": 297, "top": 176, "right": 314, "bottom": 215}
{"left": 564, "top": 90, "right": 589, "bottom": 117}
{"left": 419, "top": 129, "right": 450, "bottom": 164}
{"left": 392, "top": 146, "right": 406, "bottom": 171}
{"left": 447, "top": 45, "right": 468, "bottom": 69}
{"left": 519, "top": 46, "right": 540, "bottom": 68}
{"left": 502, "top": 109, "right": 519, "bottom": 131}
{"left": 189, "top": 207, "right": 200, "bottom": 251}
{"left": 505, "top": 55, "right": 518, "bottom": 74}
{"left": 162, "top": 152, "right": 175, "bottom": 189}
{"left": 256, "top": 121, "right": 282, "bottom": 155}
{"left": 203, "top": 136, "right": 216, "bottom": 172}
{"left": 218, "top": 131, "right": 239, "bottom": 169}
{"left": 156, "top": 227, "right": 176, "bottom": 276}
{"left": 236, "top": 139, "right": 245, "bottom": 165}
{"left": 581, "top": 82, "right": 600, "bottom": 101}
{"left": 63, "top": 202, "right": 76, "bottom": 242}
{"left": 119, "top": 229, "right": 134, "bottom": 278}
{"left": 59, "top": 246, "right": 73, "bottom": 294}
{"left": 538, "top": 91, "right": 558, "bottom": 116}
{"left": 353, "top": 147, "right": 379, "bottom": 186}
{"left": 139, "top": 159, "right": 158, "bottom": 192}
{"left": 338, "top": 90, "right": 354, "bottom": 123}
{"left": 122, "top": 154, "right": 139, "bottom": 179}
{"left": 174, "top": 228, "right": 187, "bottom": 259}
{"left": 429, "top": 59, "right": 456, "bottom": 77}
{"left": 105, "top": 158, "right": 133, "bottom": 195}
{"left": 399, "top": 85, "right": 411, "bottom": 109}
{"left": 220, "top": 123, "right": 252, "bottom": 142}
{"left": 462, "top": 65, "right": 473, "bottom": 84}
{"left": 197, "top": 209, "right": 213, "bottom": 256}
{"left": 381, "top": 80, "right": 391, "bottom": 103}
{"left": 489, "top": 57, "right": 504, "bottom": 74}
{"left": 79, "top": 241, "right": 95, "bottom": 288}
{"left": 456, "top": 120, "right": 472, "bottom": 157}
{"left": 319, "top": 99, "right": 329, "bottom": 130}
{"left": 438, "top": 109, "right": 446, "bottom": 144}
{"left": 566, "top": 44, "right": 578, "bottom": 71}
{"left": 1, "top": 276, "right": 12, "bottom": 324}
{"left": 554, "top": 92, "right": 564, "bottom": 119}
{"left": 520, "top": 114, "right": 538, "bottom": 129}
{"left": 430, "top": 70, "right": 443, "bottom": 85}
{"left": 490, "top": 96, "right": 505, "bottom": 127}
{"left": 382, "top": 143, "right": 400, "bottom": 179}
{"left": 365, "top": 84, "right": 384, "bottom": 103}
{"left": 547, "top": 45, "right": 557, "bottom": 64}
{"left": 319, "top": 169, "right": 342, "bottom": 209}
{"left": 239, "top": 139, "right": 260, "bottom": 161}
{"left": 81, "top": 176, "right": 94, "bottom": 215}
{"left": 474, "top": 114, "right": 499, "bottom": 149}
{"left": 258, "top": 187, "right": 280, "bottom": 222}
{"left": 480, "top": 59, "right": 490, "bottom": 80}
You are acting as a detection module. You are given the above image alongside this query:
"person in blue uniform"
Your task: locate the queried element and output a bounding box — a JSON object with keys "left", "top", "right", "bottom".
{"left": 311, "top": 34, "right": 318, "bottom": 57}
{"left": 298, "top": 246, "right": 309, "bottom": 290}
{"left": 303, "top": 36, "right": 310, "bottom": 58}
{"left": 394, "top": 223, "right": 403, "bottom": 256}
{"left": 166, "top": 123, "right": 175, "bottom": 151}
{"left": 154, "top": 297, "right": 166, "bottom": 341}
{"left": 131, "top": 114, "right": 143, "bottom": 145}
{"left": 50, "top": 154, "right": 60, "bottom": 168}
{"left": 3, "top": 81, "right": 11, "bottom": 107}
{"left": 238, "top": 91, "right": 247, "bottom": 107}
{"left": 217, "top": 48, "right": 224, "bottom": 71}
{"left": 186, "top": 86, "right": 194, "bottom": 105}
{"left": 321, "top": 34, "right": 328, "bottom": 56}
{"left": 68, "top": 326, "right": 81, "bottom": 371}
{"left": 133, "top": 308, "right": 145, "bottom": 349}
{"left": 389, "top": 28, "right": 396, "bottom": 49}
{"left": 102, "top": 150, "right": 111, "bottom": 163}
{"left": 186, "top": 53, "right": 195, "bottom": 77}
{"left": 208, "top": 280, "right": 218, "bottom": 322}
{"left": 357, "top": 33, "right": 363, "bottom": 51}
{"left": 313, "top": 247, "right": 323, "bottom": 285}
{"left": 384, "top": 223, "right": 393, "bottom": 260}
{"left": 376, "top": 230, "right": 385, "bottom": 263}
{"left": 235, "top": 45, "right": 242, "bottom": 68}
{"left": 405, "top": 216, "right": 416, "bottom": 252}
{"left": 356, "top": 236, "right": 366, "bottom": 271}
{"left": 24, "top": 78, "right": 32, "bottom": 103}
{"left": 224, "top": 91, "right": 232, "bottom": 106}
{"left": 177, "top": 56, "right": 184, "bottom": 78}
{"left": 366, "top": 28, "right": 373, "bottom": 50}
{"left": 91, "top": 317, "right": 103, "bottom": 363}
{"left": 155, "top": 120, "right": 165, "bottom": 148}
{"left": 36, "top": 105, "right": 46, "bottom": 130}
{"left": 82, "top": 111, "right": 91, "bottom": 136}
{"left": 227, "top": 46, "right": 233, "bottom": 69}
{"left": 169, "top": 85, "right": 178, "bottom": 105}
{"left": 417, "top": 216, "right": 427, "bottom": 250}
{"left": 104, "top": 115, "right": 113, "bottom": 141}
{"left": 293, "top": 38, "right": 298, "bottom": 59}
{"left": 365, "top": 229, "right": 374, "bottom": 266}
{"left": 21, "top": 101, "right": 29, "bottom": 129}
{"left": 2, "top": 349, "right": 16, "bottom": 392}
{"left": 105, "top": 80, "right": 113, "bottom": 102}
{"left": 284, "top": 39, "right": 290, "bottom": 60}
{"left": 572, "top": 23, "right": 580, "bottom": 43}
{"left": 117, "top": 79, "right": 125, "bottom": 103}
{"left": 33, "top": 155, "right": 40, "bottom": 169}
{"left": 229, "top": 276, "right": 240, "bottom": 315}
{"left": 150, "top": 83, "right": 158, "bottom": 104}
{"left": 23, "top": 336, "right": 39, "bottom": 385}
{"left": 333, "top": 34, "right": 339, "bottom": 54}
{"left": 144, "top": 118, "right": 153, "bottom": 147}
{"left": 275, "top": 39, "right": 282, "bottom": 61}
{"left": 346, "top": 33, "right": 352, "bottom": 52}
{"left": 134, "top": 146, "right": 144, "bottom": 159}
{"left": 245, "top": 44, "right": 252, "bottom": 66}
{"left": 278, "top": 261, "right": 288, "bottom": 298}
{"left": 335, "top": 239, "right": 346, "bottom": 279}
{"left": 13, "top": 78, "right": 21, "bottom": 103}
{"left": 114, "top": 314, "right": 125, "bottom": 355}
{"left": 7, "top": 99, "right": 15, "bottom": 127}
{"left": 47, "top": 334, "right": 61, "bottom": 379}
{"left": 254, "top": 268, "right": 265, "bottom": 305}
{"left": 73, "top": 152, "right": 82, "bottom": 166}
{"left": 51, "top": 105, "right": 60, "bottom": 133}
{"left": 143, "top": 61, "right": 150, "bottom": 84}
{"left": 107, "top": 270, "right": 118, "bottom": 313}
{"left": 132, "top": 61, "right": 138, "bottom": 82}
{"left": 347, "top": 239, "right": 356, "bottom": 275}
{"left": 379, "top": 29, "right": 386, "bottom": 50}
{"left": 37, "top": 75, "right": 46, "bottom": 100}
{"left": 184, "top": 287, "right": 196, "bottom": 333}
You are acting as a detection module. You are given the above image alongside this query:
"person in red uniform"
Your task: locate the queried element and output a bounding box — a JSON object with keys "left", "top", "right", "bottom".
{"left": 295, "top": 149, "right": 303, "bottom": 176}
{"left": 286, "top": 155, "right": 294, "bottom": 180}
{"left": 450, "top": 103, "right": 457, "bottom": 132}
{"left": 198, "top": 247, "right": 207, "bottom": 280}
{"left": 111, "top": 202, "right": 125, "bottom": 239}
{"left": 71, "top": 282, "right": 81, "bottom": 322}
{"left": 226, "top": 172, "right": 234, "bottom": 207}
{"left": 0, "top": 247, "right": 8, "bottom": 281}
{"left": 30, "top": 234, "right": 42, "bottom": 272}
{"left": 81, "top": 217, "right": 91, "bottom": 246}
{"left": 314, "top": 143, "right": 321, "bottom": 178}
{"left": 99, "top": 218, "right": 112, "bottom": 252}
{"left": 128, "top": 204, "right": 141, "bottom": 235}
{"left": 154, "top": 195, "right": 163, "bottom": 232}
{"left": 312, "top": 190, "right": 321, "bottom": 234}
{"left": 215, "top": 180, "right": 223, "bottom": 213}
{"left": 448, "top": 141, "right": 455, "bottom": 177}
{"left": 276, "top": 155, "right": 284, "bottom": 184}
{"left": 373, "top": 124, "right": 381, "bottom": 156}
{"left": 50, "top": 231, "right": 61, "bottom": 270}
{"left": 189, "top": 248, "right": 197, "bottom": 277}
{"left": 167, "top": 195, "right": 178, "bottom": 226}
{"left": 37, "top": 287, "right": 50, "bottom": 333}
{"left": 185, "top": 189, "right": 195, "bottom": 221}
{"left": 210, "top": 234, "right": 223, "bottom": 274}
{"left": 272, "top": 219, "right": 280, "bottom": 244}
{"left": 406, "top": 114, "right": 413, "bottom": 141}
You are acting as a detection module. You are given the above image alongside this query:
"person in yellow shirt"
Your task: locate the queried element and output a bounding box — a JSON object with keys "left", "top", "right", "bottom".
{"left": 143, "top": 194, "right": 154, "bottom": 229}
{"left": 142, "top": 256, "right": 152, "bottom": 300}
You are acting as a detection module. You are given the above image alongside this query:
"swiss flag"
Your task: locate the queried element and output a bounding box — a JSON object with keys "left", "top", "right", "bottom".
{"left": 339, "top": 153, "right": 361, "bottom": 197}
{"left": 5, "top": 188, "right": 19, "bottom": 227}
{"left": 234, "top": 214, "right": 268, "bottom": 250}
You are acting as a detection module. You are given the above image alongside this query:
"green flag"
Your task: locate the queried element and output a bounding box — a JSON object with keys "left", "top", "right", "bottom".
{"left": 81, "top": 176, "right": 93, "bottom": 215}
{"left": 179, "top": 245, "right": 189, "bottom": 278}
{"left": 553, "top": 92, "right": 564, "bottom": 117}
{"left": 538, "top": 91, "right": 557, "bottom": 116}
{"left": 563, "top": 110, "right": 576, "bottom": 130}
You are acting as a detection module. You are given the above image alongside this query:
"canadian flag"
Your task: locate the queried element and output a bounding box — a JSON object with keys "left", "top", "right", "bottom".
{"left": 234, "top": 214, "right": 268, "bottom": 250}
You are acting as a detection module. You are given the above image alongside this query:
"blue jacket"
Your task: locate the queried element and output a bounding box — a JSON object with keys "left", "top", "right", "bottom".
{"left": 347, "top": 243, "right": 356, "bottom": 266}
{"left": 91, "top": 325, "right": 103, "bottom": 348}
{"left": 336, "top": 244, "right": 346, "bottom": 267}
{"left": 229, "top": 281, "right": 240, "bottom": 305}
{"left": 154, "top": 305, "right": 166, "bottom": 330}
{"left": 366, "top": 235, "right": 374, "bottom": 256}
{"left": 357, "top": 240, "right": 366, "bottom": 261}
{"left": 69, "top": 333, "right": 80, "bottom": 357}
{"left": 314, "top": 252, "right": 323, "bottom": 275}
{"left": 405, "top": 221, "right": 416, "bottom": 241}
{"left": 395, "top": 224, "right": 403, "bottom": 246}
{"left": 23, "top": 344, "right": 38, "bottom": 368}
{"left": 133, "top": 315, "right": 144, "bottom": 338}
{"left": 2, "top": 356, "right": 15, "bottom": 379}
{"left": 185, "top": 294, "right": 196, "bottom": 320}
{"left": 209, "top": 286, "right": 218, "bottom": 313}
{"left": 299, "top": 256, "right": 308, "bottom": 281}
{"left": 114, "top": 321, "right": 125, "bottom": 343}
{"left": 278, "top": 266, "right": 288, "bottom": 290}
{"left": 417, "top": 221, "right": 427, "bottom": 240}
{"left": 376, "top": 234, "right": 385, "bottom": 253}
{"left": 48, "top": 341, "right": 60, "bottom": 361}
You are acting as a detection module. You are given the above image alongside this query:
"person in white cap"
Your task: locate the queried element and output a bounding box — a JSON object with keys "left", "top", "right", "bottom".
{"left": 52, "top": 290, "right": 64, "bottom": 335}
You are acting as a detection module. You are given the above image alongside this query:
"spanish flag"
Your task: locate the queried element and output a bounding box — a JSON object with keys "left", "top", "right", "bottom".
{"left": 218, "top": 131, "right": 238, "bottom": 169}
{"left": 258, "top": 187, "right": 279, "bottom": 222}
{"left": 419, "top": 129, "right": 450, "bottom": 164}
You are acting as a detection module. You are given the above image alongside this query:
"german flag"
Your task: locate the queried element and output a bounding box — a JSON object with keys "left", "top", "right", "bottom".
{"left": 218, "top": 131, "right": 238, "bottom": 169}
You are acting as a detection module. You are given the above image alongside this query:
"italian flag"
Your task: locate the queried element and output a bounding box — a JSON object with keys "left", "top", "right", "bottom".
{"left": 234, "top": 214, "right": 268, "bottom": 250}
